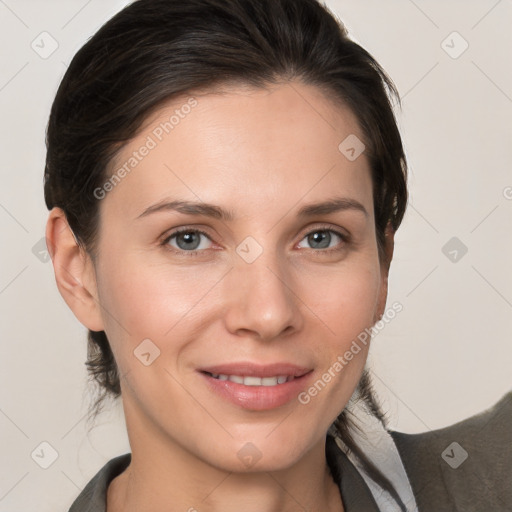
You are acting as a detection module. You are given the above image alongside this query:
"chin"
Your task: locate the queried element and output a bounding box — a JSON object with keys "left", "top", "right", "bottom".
{"left": 204, "top": 432, "right": 318, "bottom": 473}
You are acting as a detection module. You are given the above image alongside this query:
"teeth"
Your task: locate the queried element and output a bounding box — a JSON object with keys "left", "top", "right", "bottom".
{"left": 208, "top": 373, "right": 292, "bottom": 386}
{"left": 244, "top": 376, "right": 263, "bottom": 386}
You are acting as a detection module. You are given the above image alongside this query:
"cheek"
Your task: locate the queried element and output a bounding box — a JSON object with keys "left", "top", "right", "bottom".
{"left": 295, "top": 276, "right": 379, "bottom": 423}
{"left": 94, "top": 254, "right": 228, "bottom": 365}
{"left": 337, "top": 267, "right": 381, "bottom": 335}
{"left": 297, "top": 259, "right": 381, "bottom": 343}
{"left": 295, "top": 261, "right": 380, "bottom": 399}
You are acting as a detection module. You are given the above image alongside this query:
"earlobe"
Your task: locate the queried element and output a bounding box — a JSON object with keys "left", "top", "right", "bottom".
{"left": 45, "top": 208, "right": 104, "bottom": 332}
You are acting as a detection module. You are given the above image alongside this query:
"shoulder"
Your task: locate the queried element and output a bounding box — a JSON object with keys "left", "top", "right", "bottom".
{"left": 68, "top": 453, "right": 131, "bottom": 512}
{"left": 390, "top": 391, "right": 512, "bottom": 512}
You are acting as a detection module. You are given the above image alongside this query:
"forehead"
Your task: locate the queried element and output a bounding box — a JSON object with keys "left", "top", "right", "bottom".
{"left": 100, "top": 81, "right": 374, "bottom": 221}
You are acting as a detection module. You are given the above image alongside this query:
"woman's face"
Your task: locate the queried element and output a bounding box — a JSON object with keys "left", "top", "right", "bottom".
{"left": 87, "top": 81, "right": 390, "bottom": 471}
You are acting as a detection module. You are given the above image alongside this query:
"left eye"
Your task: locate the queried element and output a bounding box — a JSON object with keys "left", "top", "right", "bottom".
{"left": 297, "top": 229, "right": 344, "bottom": 250}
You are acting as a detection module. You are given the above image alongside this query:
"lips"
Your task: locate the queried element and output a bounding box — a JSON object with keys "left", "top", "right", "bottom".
{"left": 198, "top": 362, "right": 312, "bottom": 379}
{"left": 197, "top": 362, "right": 314, "bottom": 410}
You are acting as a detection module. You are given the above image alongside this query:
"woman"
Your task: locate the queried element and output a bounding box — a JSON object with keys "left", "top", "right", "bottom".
{"left": 44, "top": 0, "right": 511, "bottom": 510}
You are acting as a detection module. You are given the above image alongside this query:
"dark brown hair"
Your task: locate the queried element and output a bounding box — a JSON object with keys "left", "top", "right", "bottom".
{"left": 44, "top": 0, "right": 407, "bottom": 507}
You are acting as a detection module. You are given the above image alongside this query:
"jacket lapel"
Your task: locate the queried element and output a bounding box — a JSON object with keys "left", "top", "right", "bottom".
{"left": 326, "top": 434, "right": 381, "bottom": 512}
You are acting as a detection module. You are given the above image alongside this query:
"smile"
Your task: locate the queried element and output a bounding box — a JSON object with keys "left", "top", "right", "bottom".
{"left": 198, "top": 367, "right": 314, "bottom": 410}
{"left": 203, "top": 372, "right": 294, "bottom": 386}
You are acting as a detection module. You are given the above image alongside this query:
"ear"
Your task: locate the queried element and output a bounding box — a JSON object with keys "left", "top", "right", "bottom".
{"left": 45, "top": 207, "right": 104, "bottom": 332}
{"left": 375, "top": 222, "right": 395, "bottom": 321}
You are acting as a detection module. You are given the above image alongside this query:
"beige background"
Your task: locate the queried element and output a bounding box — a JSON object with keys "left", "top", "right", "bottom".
{"left": 0, "top": 0, "right": 511, "bottom": 510}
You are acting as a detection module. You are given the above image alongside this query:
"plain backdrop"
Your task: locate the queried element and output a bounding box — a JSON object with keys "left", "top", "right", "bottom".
{"left": 0, "top": 0, "right": 511, "bottom": 510}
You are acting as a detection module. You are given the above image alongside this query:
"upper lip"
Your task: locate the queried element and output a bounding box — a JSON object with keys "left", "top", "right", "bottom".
{"left": 198, "top": 362, "right": 312, "bottom": 378}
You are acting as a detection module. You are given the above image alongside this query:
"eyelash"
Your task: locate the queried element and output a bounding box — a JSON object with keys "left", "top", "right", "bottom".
{"left": 160, "top": 225, "right": 350, "bottom": 257}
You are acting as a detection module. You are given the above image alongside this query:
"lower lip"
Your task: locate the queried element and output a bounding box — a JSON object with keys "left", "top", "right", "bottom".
{"left": 199, "top": 371, "right": 314, "bottom": 411}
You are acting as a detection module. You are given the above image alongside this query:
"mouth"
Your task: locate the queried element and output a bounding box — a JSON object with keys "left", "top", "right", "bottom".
{"left": 197, "top": 362, "right": 314, "bottom": 410}
{"left": 198, "top": 362, "right": 312, "bottom": 384}
{"left": 201, "top": 372, "right": 296, "bottom": 386}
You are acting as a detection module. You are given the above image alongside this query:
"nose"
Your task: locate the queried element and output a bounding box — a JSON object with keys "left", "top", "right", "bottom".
{"left": 222, "top": 249, "right": 303, "bottom": 341}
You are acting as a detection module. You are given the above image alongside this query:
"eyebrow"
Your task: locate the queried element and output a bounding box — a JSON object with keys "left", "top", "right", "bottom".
{"left": 136, "top": 197, "right": 368, "bottom": 221}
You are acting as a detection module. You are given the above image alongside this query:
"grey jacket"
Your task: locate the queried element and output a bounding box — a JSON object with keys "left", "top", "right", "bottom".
{"left": 68, "top": 391, "right": 512, "bottom": 511}
{"left": 392, "top": 391, "right": 512, "bottom": 511}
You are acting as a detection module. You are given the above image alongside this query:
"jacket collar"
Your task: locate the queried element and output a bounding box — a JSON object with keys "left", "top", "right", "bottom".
{"left": 326, "top": 433, "right": 381, "bottom": 511}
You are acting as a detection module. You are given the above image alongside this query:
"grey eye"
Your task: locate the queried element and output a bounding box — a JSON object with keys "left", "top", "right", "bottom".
{"left": 167, "top": 230, "right": 212, "bottom": 251}
{"left": 297, "top": 230, "right": 343, "bottom": 250}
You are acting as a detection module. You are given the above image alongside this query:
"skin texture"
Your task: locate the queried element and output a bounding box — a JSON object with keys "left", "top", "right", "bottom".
{"left": 47, "top": 80, "right": 394, "bottom": 512}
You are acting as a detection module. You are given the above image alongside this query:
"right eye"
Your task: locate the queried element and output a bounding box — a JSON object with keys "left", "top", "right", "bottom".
{"left": 162, "top": 228, "right": 214, "bottom": 253}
